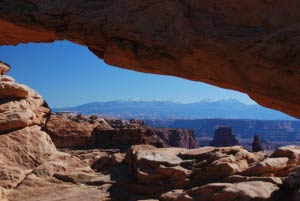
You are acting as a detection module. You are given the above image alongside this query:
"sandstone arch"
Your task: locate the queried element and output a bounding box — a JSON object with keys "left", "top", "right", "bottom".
{"left": 0, "top": 0, "right": 299, "bottom": 118}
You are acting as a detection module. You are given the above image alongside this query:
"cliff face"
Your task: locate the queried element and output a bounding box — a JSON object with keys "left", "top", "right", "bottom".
{"left": 44, "top": 113, "right": 197, "bottom": 149}
{"left": 0, "top": 1, "right": 300, "bottom": 117}
{"left": 155, "top": 128, "right": 197, "bottom": 149}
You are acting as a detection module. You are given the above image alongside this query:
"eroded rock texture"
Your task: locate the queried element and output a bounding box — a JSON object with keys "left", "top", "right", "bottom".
{"left": 0, "top": 1, "right": 300, "bottom": 117}
{"left": 0, "top": 73, "right": 57, "bottom": 200}
{"left": 44, "top": 113, "right": 197, "bottom": 149}
{"left": 0, "top": 76, "right": 50, "bottom": 133}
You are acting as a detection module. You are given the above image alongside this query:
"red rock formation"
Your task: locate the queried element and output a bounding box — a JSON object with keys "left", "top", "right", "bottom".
{"left": 210, "top": 127, "right": 240, "bottom": 147}
{"left": 45, "top": 113, "right": 196, "bottom": 149}
{"left": 0, "top": 1, "right": 300, "bottom": 118}
{"left": 252, "top": 134, "right": 264, "bottom": 152}
{"left": 44, "top": 113, "right": 112, "bottom": 148}
{"left": 0, "top": 71, "right": 56, "bottom": 198}
{"left": 0, "top": 76, "right": 50, "bottom": 133}
{"left": 154, "top": 128, "right": 197, "bottom": 149}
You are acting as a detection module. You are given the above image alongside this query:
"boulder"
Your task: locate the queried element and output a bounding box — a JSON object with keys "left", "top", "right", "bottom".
{"left": 0, "top": 76, "right": 28, "bottom": 99}
{"left": 241, "top": 157, "right": 289, "bottom": 177}
{"left": 271, "top": 146, "right": 300, "bottom": 165}
{"left": 0, "top": 126, "right": 56, "bottom": 189}
{"left": 182, "top": 146, "right": 267, "bottom": 182}
{"left": 0, "top": 76, "right": 50, "bottom": 132}
{"left": 0, "top": 61, "right": 10, "bottom": 75}
{"left": 187, "top": 181, "right": 279, "bottom": 201}
{"left": 126, "top": 145, "right": 191, "bottom": 189}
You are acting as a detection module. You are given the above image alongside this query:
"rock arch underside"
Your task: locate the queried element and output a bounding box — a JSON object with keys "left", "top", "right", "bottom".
{"left": 0, "top": 0, "right": 300, "bottom": 117}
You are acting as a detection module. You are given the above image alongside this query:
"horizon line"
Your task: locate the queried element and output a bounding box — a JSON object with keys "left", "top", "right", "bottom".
{"left": 52, "top": 98, "right": 258, "bottom": 109}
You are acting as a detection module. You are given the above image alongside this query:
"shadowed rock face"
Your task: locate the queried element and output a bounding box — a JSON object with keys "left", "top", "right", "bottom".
{"left": 252, "top": 134, "right": 264, "bottom": 152}
{"left": 210, "top": 127, "right": 240, "bottom": 147}
{"left": 0, "top": 1, "right": 300, "bottom": 118}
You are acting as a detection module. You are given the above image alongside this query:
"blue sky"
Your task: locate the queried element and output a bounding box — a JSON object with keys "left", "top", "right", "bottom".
{"left": 0, "top": 40, "right": 256, "bottom": 108}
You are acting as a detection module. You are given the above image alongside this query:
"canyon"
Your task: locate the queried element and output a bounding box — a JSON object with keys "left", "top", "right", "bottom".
{"left": 0, "top": 1, "right": 300, "bottom": 118}
{"left": 148, "top": 119, "right": 300, "bottom": 149}
{"left": 0, "top": 64, "right": 300, "bottom": 200}
{"left": 44, "top": 112, "right": 197, "bottom": 149}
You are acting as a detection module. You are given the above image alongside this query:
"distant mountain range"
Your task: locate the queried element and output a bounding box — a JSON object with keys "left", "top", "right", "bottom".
{"left": 53, "top": 99, "right": 296, "bottom": 120}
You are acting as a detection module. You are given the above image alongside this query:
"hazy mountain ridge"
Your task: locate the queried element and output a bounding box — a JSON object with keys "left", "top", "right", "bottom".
{"left": 53, "top": 99, "right": 296, "bottom": 120}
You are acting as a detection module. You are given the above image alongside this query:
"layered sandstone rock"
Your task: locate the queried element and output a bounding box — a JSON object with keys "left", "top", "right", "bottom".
{"left": 210, "top": 127, "right": 240, "bottom": 147}
{"left": 154, "top": 128, "right": 197, "bottom": 149}
{"left": 0, "top": 71, "right": 57, "bottom": 198}
{"left": 45, "top": 113, "right": 197, "bottom": 149}
{"left": 3, "top": 134, "right": 300, "bottom": 201}
{"left": 241, "top": 157, "right": 289, "bottom": 177}
{"left": 0, "top": 111, "right": 298, "bottom": 201}
{"left": 186, "top": 181, "right": 280, "bottom": 201}
{"left": 123, "top": 145, "right": 298, "bottom": 200}
{"left": 0, "top": 1, "right": 300, "bottom": 117}
{"left": 126, "top": 145, "right": 191, "bottom": 190}
{"left": 0, "top": 75, "right": 50, "bottom": 133}
{"left": 44, "top": 113, "right": 111, "bottom": 148}
{"left": 271, "top": 145, "right": 300, "bottom": 165}
{"left": 183, "top": 146, "right": 266, "bottom": 183}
